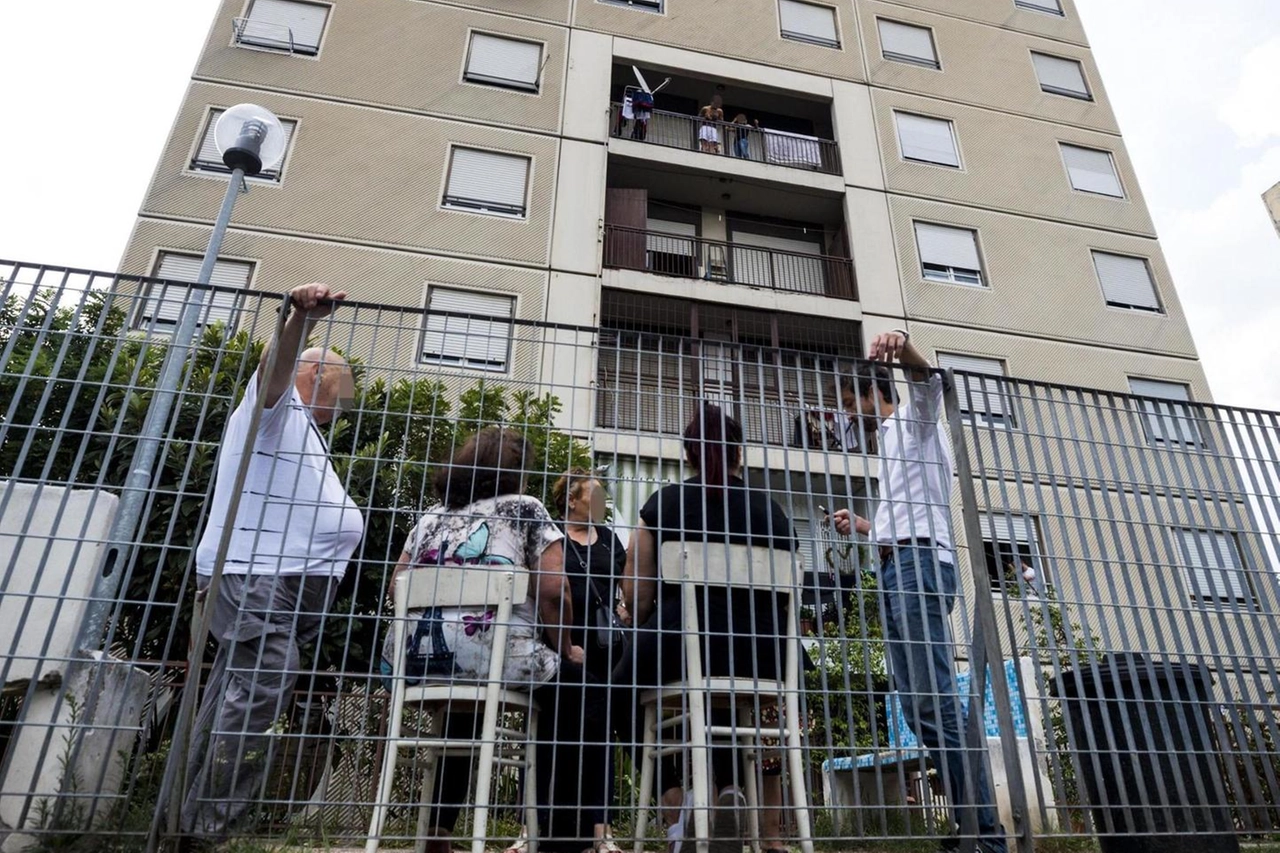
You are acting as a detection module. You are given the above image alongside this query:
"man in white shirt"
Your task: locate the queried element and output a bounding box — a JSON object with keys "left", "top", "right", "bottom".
{"left": 833, "top": 331, "right": 1006, "bottom": 853}
{"left": 181, "top": 283, "right": 365, "bottom": 843}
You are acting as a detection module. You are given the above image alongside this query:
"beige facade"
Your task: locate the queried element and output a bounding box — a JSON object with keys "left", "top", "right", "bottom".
{"left": 120, "top": 0, "right": 1277, "bottom": 691}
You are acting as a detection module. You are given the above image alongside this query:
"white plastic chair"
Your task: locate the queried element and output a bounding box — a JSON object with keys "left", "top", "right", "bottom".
{"left": 632, "top": 543, "right": 814, "bottom": 853}
{"left": 366, "top": 566, "right": 540, "bottom": 853}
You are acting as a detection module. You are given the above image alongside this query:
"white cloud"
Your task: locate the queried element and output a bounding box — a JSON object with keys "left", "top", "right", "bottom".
{"left": 1219, "top": 36, "right": 1280, "bottom": 148}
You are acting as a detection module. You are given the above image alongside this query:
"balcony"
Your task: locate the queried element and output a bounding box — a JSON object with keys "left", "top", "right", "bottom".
{"left": 603, "top": 224, "right": 855, "bottom": 300}
{"left": 609, "top": 103, "right": 842, "bottom": 175}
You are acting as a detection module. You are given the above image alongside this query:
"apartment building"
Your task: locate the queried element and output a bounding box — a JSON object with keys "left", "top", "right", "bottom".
{"left": 118, "top": 0, "right": 1276, "bottom": 686}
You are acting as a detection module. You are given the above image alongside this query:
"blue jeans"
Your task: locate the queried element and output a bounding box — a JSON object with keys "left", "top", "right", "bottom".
{"left": 882, "top": 547, "right": 1007, "bottom": 851}
{"left": 734, "top": 136, "right": 750, "bottom": 158}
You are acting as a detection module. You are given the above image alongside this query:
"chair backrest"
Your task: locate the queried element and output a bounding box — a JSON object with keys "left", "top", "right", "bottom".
{"left": 659, "top": 541, "right": 802, "bottom": 591}
{"left": 394, "top": 564, "right": 530, "bottom": 618}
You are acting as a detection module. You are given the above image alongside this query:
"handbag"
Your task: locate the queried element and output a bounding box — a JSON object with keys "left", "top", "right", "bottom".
{"left": 586, "top": 573, "right": 630, "bottom": 671}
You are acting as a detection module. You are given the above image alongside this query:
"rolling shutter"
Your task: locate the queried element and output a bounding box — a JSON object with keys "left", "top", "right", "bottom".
{"left": 896, "top": 113, "right": 959, "bottom": 166}
{"left": 422, "top": 287, "right": 515, "bottom": 370}
{"left": 143, "top": 253, "right": 250, "bottom": 328}
{"left": 244, "top": 0, "right": 328, "bottom": 52}
{"left": 731, "top": 231, "right": 825, "bottom": 294}
{"left": 915, "top": 223, "right": 981, "bottom": 272}
{"left": 466, "top": 33, "right": 542, "bottom": 90}
{"left": 779, "top": 0, "right": 839, "bottom": 46}
{"left": 1093, "top": 252, "right": 1160, "bottom": 311}
{"left": 938, "top": 353, "right": 1008, "bottom": 419}
{"left": 879, "top": 20, "right": 937, "bottom": 66}
{"left": 1129, "top": 378, "right": 1200, "bottom": 445}
{"left": 1032, "top": 53, "right": 1089, "bottom": 98}
{"left": 445, "top": 147, "right": 530, "bottom": 215}
{"left": 645, "top": 218, "right": 697, "bottom": 256}
{"left": 1016, "top": 0, "right": 1063, "bottom": 13}
{"left": 979, "top": 513, "right": 1035, "bottom": 544}
{"left": 194, "top": 109, "right": 296, "bottom": 177}
{"left": 1178, "top": 530, "right": 1248, "bottom": 601}
{"left": 1061, "top": 144, "right": 1123, "bottom": 197}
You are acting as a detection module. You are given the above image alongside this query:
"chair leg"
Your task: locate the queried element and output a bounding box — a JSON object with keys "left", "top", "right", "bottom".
{"left": 687, "top": 689, "right": 711, "bottom": 853}
{"left": 633, "top": 702, "right": 658, "bottom": 853}
{"left": 741, "top": 718, "right": 761, "bottom": 853}
{"left": 472, "top": 697, "right": 505, "bottom": 853}
{"left": 525, "top": 706, "right": 540, "bottom": 853}
{"left": 416, "top": 748, "right": 442, "bottom": 853}
{"left": 366, "top": 733, "right": 403, "bottom": 853}
{"left": 783, "top": 702, "right": 814, "bottom": 853}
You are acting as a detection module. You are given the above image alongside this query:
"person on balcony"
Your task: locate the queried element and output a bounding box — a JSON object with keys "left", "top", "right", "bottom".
{"left": 381, "top": 427, "right": 617, "bottom": 853}
{"left": 698, "top": 95, "right": 725, "bottom": 153}
{"left": 731, "top": 113, "right": 758, "bottom": 159}
{"left": 181, "top": 282, "right": 364, "bottom": 846}
{"left": 614, "top": 404, "right": 796, "bottom": 853}
{"left": 830, "top": 332, "right": 1008, "bottom": 853}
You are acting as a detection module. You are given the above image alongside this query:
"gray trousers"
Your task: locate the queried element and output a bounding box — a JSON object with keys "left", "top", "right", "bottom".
{"left": 181, "top": 572, "right": 335, "bottom": 837}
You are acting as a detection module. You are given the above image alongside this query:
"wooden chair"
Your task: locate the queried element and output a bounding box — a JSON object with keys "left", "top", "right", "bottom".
{"left": 366, "top": 566, "right": 539, "bottom": 853}
{"left": 632, "top": 543, "right": 814, "bottom": 853}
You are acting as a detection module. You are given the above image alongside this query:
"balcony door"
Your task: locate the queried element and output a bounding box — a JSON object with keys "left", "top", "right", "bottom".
{"left": 646, "top": 217, "right": 698, "bottom": 277}
{"left": 729, "top": 226, "right": 826, "bottom": 295}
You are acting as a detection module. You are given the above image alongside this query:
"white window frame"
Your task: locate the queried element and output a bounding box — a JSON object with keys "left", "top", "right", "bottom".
{"left": 938, "top": 352, "right": 1016, "bottom": 426}
{"left": 1060, "top": 143, "right": 1124, "bottom": 198}
{"left": 442, "top": 146, "right": 531, "bottom": 219}
{"left": 1176, "top": 529, "right": 1252, "bottom": 604}
{"left": 1014, "top": 0, "right": 1064, "bottom": 16}
{"left": 894, "top": 111, "right": 961, "bottom": 168}
{"left": 463, "top": 31, "right": 544, "bottom": 94}
{"left": 778, "top": 0, "right": 841, "bottom": 49}
{"left": 137, "top": 251, "right": 254, "bottom": 332}
{"left": 914, "top": 222, "right": 985, "bottom": 287}
{"left": 1092, "top": 251, "right": 1163, "bottom": 313}
{"left": 190, "top": 108, "right": 297, "bottom": 183}
{"left": 878, "top": 18, "right": 940, "bottom": 69}
{"left": 598, "top": 0, "right": 663, "bottom": 11}
{"left": 1031, "top": 52, "right": 1092, "bottom": 100}
{"left": 420, "top": 286, "right": 517, "bottom": 373}
{"left": 1129, "top": 378, "right": 1203, "bottom": 448}
{"left": 233, "top": 0, "right": 331, "bottom": 56}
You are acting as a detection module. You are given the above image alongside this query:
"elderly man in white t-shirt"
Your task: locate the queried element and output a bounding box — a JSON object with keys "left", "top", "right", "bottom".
{"left": 181, "top": 283, "right": 365, "bottom": 842}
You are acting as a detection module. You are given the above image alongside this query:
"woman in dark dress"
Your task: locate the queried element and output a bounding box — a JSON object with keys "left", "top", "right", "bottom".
{"left": 615, "top": 404, "right": 796, "bottom": 853}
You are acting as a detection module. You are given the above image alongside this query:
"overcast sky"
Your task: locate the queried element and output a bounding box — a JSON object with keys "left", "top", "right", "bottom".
{"left": 0, "top": 2, "right": 1277, "bottom": 408}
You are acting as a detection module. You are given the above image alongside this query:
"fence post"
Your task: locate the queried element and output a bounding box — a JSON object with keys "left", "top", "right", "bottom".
{"left": 942, "top": 368, "right": 1036, "bottom": 853}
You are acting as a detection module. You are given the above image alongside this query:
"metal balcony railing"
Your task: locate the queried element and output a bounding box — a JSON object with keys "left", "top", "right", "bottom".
{"left": 610, "top": 103, "right": 842, "bottom": 175}
{"left": 603, "top": 224, "right": 857, "bottom": 300}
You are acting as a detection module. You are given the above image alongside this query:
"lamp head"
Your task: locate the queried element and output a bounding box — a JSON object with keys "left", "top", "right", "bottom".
{"left": 214, "top": 104, "right": 286, "bottom": 176}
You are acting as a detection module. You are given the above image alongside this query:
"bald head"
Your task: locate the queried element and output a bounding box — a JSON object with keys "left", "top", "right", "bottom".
{"left": 295, "top": 347, "right": 353, "bottom": 424}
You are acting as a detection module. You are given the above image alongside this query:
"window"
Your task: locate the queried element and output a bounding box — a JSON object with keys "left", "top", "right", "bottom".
{"left": 1176, "top": 529, "right": 1251, "bottom": 603}
{"left": 938, "top": 353, "right": 1015, "bottom": 426}
{"left": 779, "top": 0, "right": 840, "bottom": 48}
{"left": 895, "top": 112, "right": 960, "bottom": 167}
{"left": 1015, "top": 0, "right": 1064, "bottom": 15}
{"left": 464, "top": 33, "right": 543, "bottom": 93}
{"left": 1129, "top": 378, "right": 1202, "bottom": 447}
{"left": 1061, "top": 143, "right": 1123, "bottom": 197}
{"left": 1032, "top": 53, "right": 1091, "bottom": 100}
{"left": 421, "top": 287, "right": 516, "bottom": 371}
{"left": 443, "top": 147, "right": 530, "bottom": 218}
{"left": 138, "top": 252, "right": 251, "bottom": 330}
{"left": 234, "top": 0, "right": 329, "bottom": 55}
{"left": 599, "top": 0, "right": 662, "bottom": 10}
{"left": 1093, "top": 251, "right": 1162, "bottom": 312}
{"left": 191, "top": 108, "right": 297, "bottom": 181}
{"left": 914, "top": 222, "right": 984, "bottom": 286}
{"left": 878, "top": 19, "right": 939, "bottom": 68}
{"left": 980, "top": 513, "right": 1043, "bottom": 590}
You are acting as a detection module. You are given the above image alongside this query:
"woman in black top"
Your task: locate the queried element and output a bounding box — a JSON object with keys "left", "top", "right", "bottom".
{"left": 615, "top": 404, "right": 795, "bottom": 853}
{"left": 550, "top": 468, "right": 628, "bottom": 682}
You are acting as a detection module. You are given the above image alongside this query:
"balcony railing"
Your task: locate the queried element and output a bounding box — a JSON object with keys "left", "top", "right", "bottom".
{"left": 603, "top": 224, "right": 856, "bottom": 300}
{"left": 610, "top": 103, "right": 842, "bottom": 175}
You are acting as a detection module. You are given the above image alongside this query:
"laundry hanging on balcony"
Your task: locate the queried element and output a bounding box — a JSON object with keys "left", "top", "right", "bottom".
{"left": 763, "top": 128, "right": 822, "bottom": 169}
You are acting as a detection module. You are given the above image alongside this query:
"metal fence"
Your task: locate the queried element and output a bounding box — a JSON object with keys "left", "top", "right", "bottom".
{"left": 0, "top": 259, "right": 1277, "bottom": 853}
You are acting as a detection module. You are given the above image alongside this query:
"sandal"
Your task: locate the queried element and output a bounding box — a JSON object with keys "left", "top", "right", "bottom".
{"left": 587, "top": 829, "right": 625, "bottom": 853}
{"left": 504, "top": 826, "right": 530, "bottom": 853}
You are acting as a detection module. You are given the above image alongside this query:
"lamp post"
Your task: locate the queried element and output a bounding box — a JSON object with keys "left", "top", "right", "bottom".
{"left": 64, "top": 104, "right": 286, "bottom": 853}
{"left": 76, "top": 104, "right": 287, "bottom": 656}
